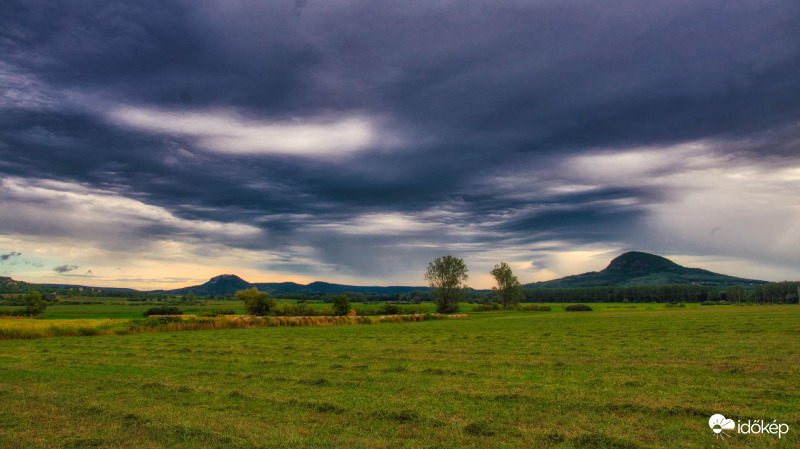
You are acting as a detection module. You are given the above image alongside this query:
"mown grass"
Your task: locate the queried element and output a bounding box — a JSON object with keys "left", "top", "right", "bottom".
{"left": 0, "top": 306, "right": 798, "bottom": 448}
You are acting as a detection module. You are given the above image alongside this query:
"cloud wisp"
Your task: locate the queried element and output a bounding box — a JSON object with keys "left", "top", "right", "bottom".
{"left": 110, "top": 107, "right": 376, "bottom": 157}
{"left": 53, "top": 265, "right": 79, "bottom": 274}
{"left": 1, "top": 251, "right": 21, "bottom": 262}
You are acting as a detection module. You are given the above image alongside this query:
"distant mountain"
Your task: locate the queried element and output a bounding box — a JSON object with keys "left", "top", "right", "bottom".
{"left": 524, "top": 251, "right": 767, "bottom": 288}
{"left": 160, "top": 274, "right": 251, "bottom": 296}
{"left": 158, "top": 275, "right": 429, "bottom": 296}
{"left": 0, "top": 277, "right": 135, "bottom": 293}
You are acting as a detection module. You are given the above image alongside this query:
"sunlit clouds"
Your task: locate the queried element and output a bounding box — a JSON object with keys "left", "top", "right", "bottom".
{"left": 0, "top": 177, "right": 262, "bottom": 242}
{"left": 110, "top": 107, "right": 376, "bottom": 157}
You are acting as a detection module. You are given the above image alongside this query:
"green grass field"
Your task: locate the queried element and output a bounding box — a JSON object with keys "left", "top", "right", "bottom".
{"left": 1, "top": 305, "right": 798, "bottom": 448}
{"left": 0, "top": 298, "right": 686, "bottom": 320}
{"left": 0, "top": 299, "right": 434, "bottom": 320}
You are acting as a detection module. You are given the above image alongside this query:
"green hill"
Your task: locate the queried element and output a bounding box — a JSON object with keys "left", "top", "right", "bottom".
{"left": 525, "top": 251, "right": 766, "bottom": 288}
{"left": 163, "top": 274, "right": 252, "bottom": 296}
{"left": 159, "top": 275, "right": 429, "bottom": 296}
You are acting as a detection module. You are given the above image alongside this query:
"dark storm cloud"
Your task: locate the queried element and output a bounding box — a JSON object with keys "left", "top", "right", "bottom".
{"left": 2, "top": 0, "right": 800, "bottom": 282}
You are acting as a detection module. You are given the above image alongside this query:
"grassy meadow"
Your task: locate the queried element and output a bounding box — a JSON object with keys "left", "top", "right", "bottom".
{"left": 0, "top": 297, "right": 679, "bottom": 320}
{"left": 0, "top": 304, "right": 798, "bottom": 448}
{"left": 0, "top": 298, "right": 437, "bottom": 320}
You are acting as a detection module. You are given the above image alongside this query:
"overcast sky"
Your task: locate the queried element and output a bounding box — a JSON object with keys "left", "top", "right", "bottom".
{"left": 2, "top": 0, "right": 800, "bottom": 290}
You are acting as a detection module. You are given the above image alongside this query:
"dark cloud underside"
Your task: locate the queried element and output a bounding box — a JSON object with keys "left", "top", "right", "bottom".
{"left": 2, "top": 0, "right": 800, "bottom": 285}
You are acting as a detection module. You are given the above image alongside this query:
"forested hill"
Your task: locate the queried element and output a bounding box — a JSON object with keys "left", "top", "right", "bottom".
{"left": 157, "top": 274, "right": 430, "bottom": 296}
{"left": 524, "top": 251, "right": 767, "bottom": 288}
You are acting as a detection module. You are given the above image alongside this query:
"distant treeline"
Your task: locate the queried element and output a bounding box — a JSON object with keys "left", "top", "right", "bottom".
{"left": 521, "top": 282, "right": 800, "bottom": 304}
{"left": 3, "top": 281, "right": 798, "bottom": 305}
{"left": 275, "top": 291, "right": 435, "bottom": 303}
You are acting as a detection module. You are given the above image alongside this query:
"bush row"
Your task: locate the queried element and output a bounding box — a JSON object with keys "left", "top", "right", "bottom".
{"left": 564, "top": 304, "right": 593, "bottom": 312}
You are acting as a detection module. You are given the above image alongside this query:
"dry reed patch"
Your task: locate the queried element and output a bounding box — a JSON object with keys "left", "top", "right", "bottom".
{"left": 0, "top": 312, "right": 468, "bottom": 340}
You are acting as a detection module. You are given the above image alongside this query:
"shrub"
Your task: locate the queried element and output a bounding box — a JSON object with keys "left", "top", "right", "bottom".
{"left": 332, "top": 294, "right": 350, "bottom": 316}
{"left": 472, "top": 303, "right": 502, "bottom": 312}
{"left": 197, "top": 308, "right": 236, "bottom": 317}
{"left": 237, "top": 288, "right": 277, "bottom": 316}
{"left": 270, "top": 302, "right": 318, "bottom": 317}
{"left": 516, "top": 304, "right": 551, "bottom": 312}
{"left": 377, "top": 303, "right": 402, "bottom": 315}
{"left": 143, "top": 306, "right": 182, "bottom": 316}
{"left": 565, "top": 304, "right": 593, "bottom": 312}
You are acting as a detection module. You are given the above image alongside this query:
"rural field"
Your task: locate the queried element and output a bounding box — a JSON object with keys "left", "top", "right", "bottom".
{"left": 1, "top": 304, "right": 798, "bottom": 448}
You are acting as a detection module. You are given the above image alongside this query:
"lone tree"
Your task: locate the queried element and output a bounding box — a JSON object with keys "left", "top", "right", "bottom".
{"left": 490, "top": 262, "right": 523, "bottom": 308}
{"left": 237, "top": 288, "right": 276, "bottom": 316}
{"left": 332, "top": 294, "right": 350, "bottom": 316}
{"left": 424, "top": 255, "right": 468, "bottom": 314}
{"left": 24, "top": 291, "right": 48, "bottom": 316}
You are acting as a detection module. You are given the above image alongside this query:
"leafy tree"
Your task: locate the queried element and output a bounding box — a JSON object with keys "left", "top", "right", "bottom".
{"left": 237, "top": 288, "right": 276, "bottom": 316}
{"left": 424, "top": 255, "right": 468, "bottom": 314}
{"left": 332, "top": 294, "right": 350, "bottom": 316}
{"left": 24, "top": 291, "right": 48, "bottom": 316}
{"left": 490, "top": 262, "right": 523, "bottom": 308}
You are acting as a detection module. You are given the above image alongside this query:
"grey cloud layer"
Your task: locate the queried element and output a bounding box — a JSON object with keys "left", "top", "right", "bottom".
{"left": 2, "top": 0, "right": 800, "bottom": 283}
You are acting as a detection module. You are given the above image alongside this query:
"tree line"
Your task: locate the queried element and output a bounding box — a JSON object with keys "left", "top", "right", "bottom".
{"left": 521, "top": 282, "right": 800, "bottom": 304}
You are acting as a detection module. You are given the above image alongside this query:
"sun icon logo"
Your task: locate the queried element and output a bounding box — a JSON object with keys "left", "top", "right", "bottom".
{"left": 709, "top": 414, "right": 735, "bottom": 439}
